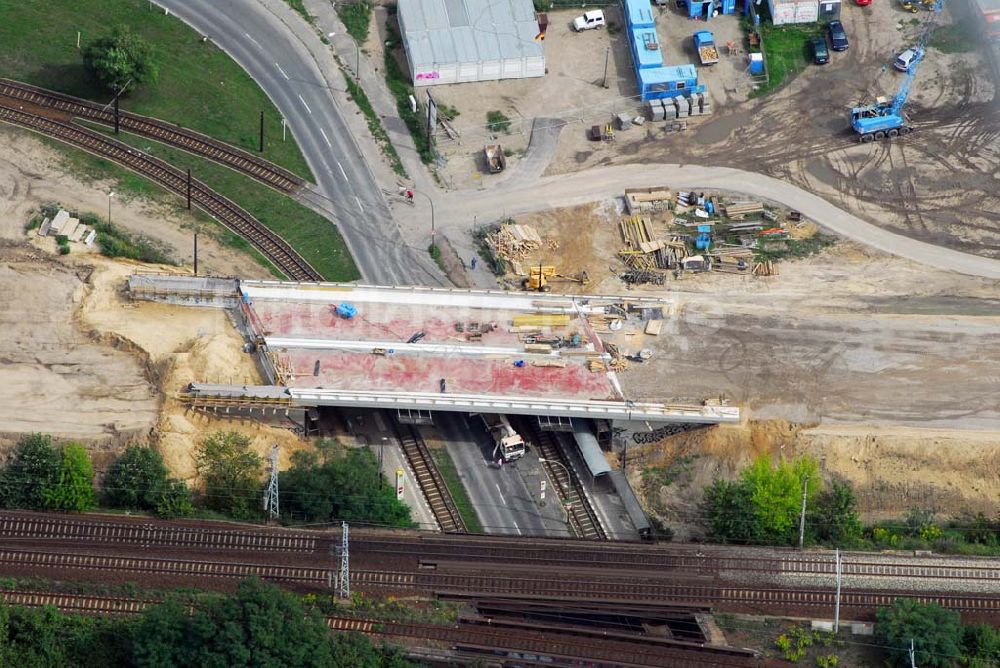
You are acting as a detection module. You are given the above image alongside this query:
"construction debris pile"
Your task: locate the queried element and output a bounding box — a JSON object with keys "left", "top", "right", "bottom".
{"left": 36, "top": 209, "right": 97, "bottom": 246}
{"left": 611, "top": 187, "right": 808, "bottom": 283}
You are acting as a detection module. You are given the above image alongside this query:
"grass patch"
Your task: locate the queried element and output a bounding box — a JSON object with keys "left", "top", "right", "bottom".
{"left": 429, "top": 448, "right": 484, "bottom": 534}
{"left": 85, "top": 212, "right": 175, "bottom": 263}
{"left": 752, "top": 20, "right": 825, "bottom": 94}
{"left": 51, "top": 121, "right": 357, "bottom": 280}
{"left": 754, "top": 232, "right": 837, "bottom": 261}
{"left": 383, "top": 22, "right": 435, "bottom": 165}
{"left": 344, "top": 74, "right": 408, "bottom": 178}
{"left": 283, "top": 0, "right": 314, "bottom": 24}
{"left": 338, "top": 1, "right": 374, "bottom": 43}
{"left": 928, "top": 19, "right": 978, "bottom": 53}
{"left": 0, "top": 0, "right": 313, "bottom": 180}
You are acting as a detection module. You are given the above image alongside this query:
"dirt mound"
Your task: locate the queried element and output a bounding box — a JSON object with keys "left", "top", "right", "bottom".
{"left": 632, "top": 420, "right": 1000, "bottom": 539}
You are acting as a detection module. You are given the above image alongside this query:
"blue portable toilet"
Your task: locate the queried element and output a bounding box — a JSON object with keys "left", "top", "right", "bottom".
{"left": 695, "top": 224, "right": 712, "bottom": 250}
{"left": 749, "top": 52, "right": 765, "bottom": 75}
{"left": 336, "top": 302, "right": 357, "bottom": 319}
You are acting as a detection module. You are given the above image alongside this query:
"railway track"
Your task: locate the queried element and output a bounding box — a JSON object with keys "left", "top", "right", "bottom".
{"left": 0, "top": 512, "right": 318, "bottom": 553}
{"left": 6, "top": 544, "right": 1000, "bottom": 619}
{"left": 392, "top": 418, "right": 466, "bottom": 533}
{"left": 0, "top": 589, "right": 757, "bottom": 668}
{"left": 0, "top": 79, "right": 303, "bottom": 194}
{"left": 521, "top": 420, "right": 606, "bottom": 540}
{"left": 0, "top": 103, "right": 320, "bottom": 281}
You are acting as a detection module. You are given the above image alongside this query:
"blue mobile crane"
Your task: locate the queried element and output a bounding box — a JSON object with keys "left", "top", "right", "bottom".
{"left": 850, "top": 0, "right": 944, "bottom": 142}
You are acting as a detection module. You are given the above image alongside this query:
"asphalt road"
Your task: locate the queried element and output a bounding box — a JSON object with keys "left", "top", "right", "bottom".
{"left": 154, "top": 0, "right": 441, "bottom": 286}
{"left": 435, "top": 412, "right": 570, "bottom": 538}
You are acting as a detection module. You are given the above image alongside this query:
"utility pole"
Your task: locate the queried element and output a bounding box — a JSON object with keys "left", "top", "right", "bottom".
{"left": 798, "top": 474, "right": 809, "bottom": 550}
{"left": 186, "top": 168, "right": 192, "bottom": 210}
{"left": 193, "top": 228, "right": 199, "bottom": 276}
{"left": 337, "top": 522, "right": 350, "bottom": 599}
{"left": 258, "top": 110, "right": 264, "bottom": 153}
{"left": 379, "top": 437, "right": 387, "bottom": 488}
{"left": 113, "top": 96, "right": 120, "bottom": 135}
{"left": 602, "top": 46, "right": 611, "bottom": 88}
{"left": 263, "top": 444, "right": 279, "bottom": 522}
{"left": 834, "top": 548, "right": 842, "bottom": 633}
{"left": 909, "top": 639, "right": 916, "bottom": 668}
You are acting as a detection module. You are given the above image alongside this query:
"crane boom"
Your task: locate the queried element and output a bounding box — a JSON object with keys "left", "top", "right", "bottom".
{"left": 850, "top": 0, "right": 945, "bottom": 141}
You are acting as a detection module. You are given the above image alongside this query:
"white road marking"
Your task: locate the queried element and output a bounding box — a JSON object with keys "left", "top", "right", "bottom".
{"left": 275, "top": 63, "right": 290, "bottom": 80}
{"left": 337, "top": 161, "right": 348, "bottom": 180}
{"left": 297, "top": 94, "right": 312, "bottom": 114}
{"left": 319, "top": 128, "right": 332, "bottom": 148}
{"left": 494, "top": 483, "right": 506, "bottom": 505}
{"left": 244, "top": 33, "right": 262, "bottom": 49}
{"left": 355, "top": 195, "right": 364, "bottom": 211}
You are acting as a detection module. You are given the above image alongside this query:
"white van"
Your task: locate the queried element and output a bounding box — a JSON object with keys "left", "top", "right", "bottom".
{"left": 894, "top": 47, "right": 924, "bottom": 72}
{"left": 573, "top": 10, "right": 606, "bottom": 31}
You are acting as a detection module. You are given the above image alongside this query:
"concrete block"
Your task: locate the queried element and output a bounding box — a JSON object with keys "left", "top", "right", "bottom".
{"left": 811, "top": 621, "right": 834, "bottom": 633}
{"left": 851, "top": 622, "right": 874, "bottom": 636}
{"left": 647, "top": 101, "right": 665, "bottom": 122}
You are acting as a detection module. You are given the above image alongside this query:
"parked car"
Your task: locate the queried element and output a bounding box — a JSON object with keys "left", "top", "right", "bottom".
{"left": 573, "top": 10, "right": 606, "bottom": 31}
{"left": 855, "top": 0, "right": 872, "bottom": 6}
{"left": 828, "top": 20, "right": 849, "bottom": 51}
{"left": 811, "top": 37, "right": 830, "bottom": 64}
{"left": 894, "top": 46, "right": 925, "bottom": 71}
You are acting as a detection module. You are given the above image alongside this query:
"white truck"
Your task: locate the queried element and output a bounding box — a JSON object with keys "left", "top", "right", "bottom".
{"left": 480, "top": 413, "right": 526, "bottom": 462}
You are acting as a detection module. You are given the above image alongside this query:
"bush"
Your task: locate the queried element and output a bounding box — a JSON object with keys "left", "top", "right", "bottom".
{"left": 876, "top": 599, "right": 962, "bottom": 668}
{"left": 42, "top": 443, "right": 96, "bottom": 512}
{"left": 486, "top": 110, "right": 512, "bottom": 134}
{"left": 338, "top": 0, "right": 373, "bottom": 43}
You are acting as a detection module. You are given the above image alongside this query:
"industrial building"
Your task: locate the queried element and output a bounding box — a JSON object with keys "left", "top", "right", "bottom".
{"left": 396, "top": 0, "right": 545, "bottom": 86}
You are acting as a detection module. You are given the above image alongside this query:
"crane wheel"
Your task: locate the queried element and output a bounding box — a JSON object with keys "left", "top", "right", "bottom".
{"left": 860, "top": 134, "right": 874, "bottom": 143}
{"left": 888, "top": 129, "right": 900, "bottom": 138}
{"left": 874, "top": 131, "right": 886, "bottom": 140}
{"left": 900, "top": 127, "right": 913, "bottom": 135}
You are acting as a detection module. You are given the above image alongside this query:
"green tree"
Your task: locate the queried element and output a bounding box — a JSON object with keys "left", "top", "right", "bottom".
{"left": 742, "top": 455, "right": 819, "bottom": 545}
{"left": 104, "top": 445, "right": 169, "bottom": 510}
{"left": 280, "top": 447, "right": 413, "bottom": 527}
{"left": 963, "top": 624, "right": 1000, "bottom": 667}
{"left": 43, "top": 444, "right": 96, "bottom": 512}
{"left": 155, "top": 479, "right": 194, "bottom": 519}
{"left": 132, "top": 579, "right": 348, "bottom": 667}
{"left": 876, "top": 599, "right": 963, "bottom": 668}
{"left": 195, "top": 431, "right": 263, "bottom": 520}
{"left": 702, "top": 478, "right": 756, "bottom": 544}
{"left": 82, "top": 25, "right": 158, "bottom": 95}
{"left": 809, "top": 480, "right": 863, "bottom": 546}
{"left": 0, "top": 434, "right": 60, "bottom": 509}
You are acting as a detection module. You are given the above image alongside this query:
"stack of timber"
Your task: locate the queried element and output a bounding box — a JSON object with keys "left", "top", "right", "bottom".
{"left": 723, "top": 201, "right": 764, "bottom": 219}
{"left": 624, "top": 186, "right": 672, "bottom": 214}
{"left": 512, "top": 313, "right": 571, "bottom": 328}
{"left": 618, "top": 216, "right": 686, "bottom": 270}
{"left": 486, "top": 222, "right": 544, "bottom": 264}
{"left": 752, "top": 260, "right": 779, "bottom": 276}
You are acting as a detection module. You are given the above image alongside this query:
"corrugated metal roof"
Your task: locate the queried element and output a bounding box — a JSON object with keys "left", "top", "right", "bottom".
{"left": 400, "top": 0, "right": 544, "bottom": 69}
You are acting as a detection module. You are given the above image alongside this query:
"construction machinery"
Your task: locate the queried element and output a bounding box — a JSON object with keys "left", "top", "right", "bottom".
{"left": 899, "top": 0, "right": 919, "bottom": 12}
{"left": 522, "top": 266, "right": 590, "bottom": 291}
{"left": 483, "top": 145, "right": 506, "bottom": 173}
{"left": 850, "top": 0, "right": 943, "bottom": 141}
{"left": 589, "top": 123, "right": 615, "bottom": 141}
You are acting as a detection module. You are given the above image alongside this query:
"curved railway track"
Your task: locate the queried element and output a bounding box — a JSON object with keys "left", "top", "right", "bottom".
{"left": 0, "top": 79, "right": 303, "bottom": 194}
{"left": 0, "top": 101, "right": 320, "bottom": 281}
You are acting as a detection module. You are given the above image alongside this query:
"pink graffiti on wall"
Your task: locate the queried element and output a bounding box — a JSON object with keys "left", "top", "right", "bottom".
{"left": 415, "top": 71, "right": 440, "bottom": 80}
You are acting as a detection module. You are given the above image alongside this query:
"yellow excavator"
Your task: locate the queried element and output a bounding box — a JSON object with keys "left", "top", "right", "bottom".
{"left": 522, "top": 266, "right": 590, "bottom": 292}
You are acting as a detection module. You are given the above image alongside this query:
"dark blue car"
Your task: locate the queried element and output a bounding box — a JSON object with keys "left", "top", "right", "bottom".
{"left": 828, "top": 20, "right": 849, "bottom": 51}
{"left": 811, "top": 37, "right": 830, "bottom": 64}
